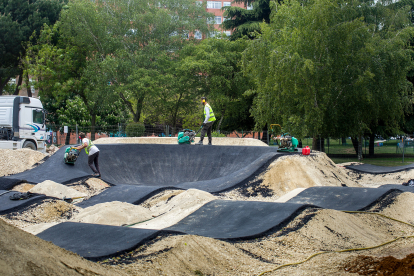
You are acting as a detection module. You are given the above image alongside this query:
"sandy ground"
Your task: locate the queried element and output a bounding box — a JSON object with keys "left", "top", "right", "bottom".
{"left": 0, "top": 148, "right": 46, "bottom": 177}
{"left": 1, "top": 144, "right": 414, "bottom": 275}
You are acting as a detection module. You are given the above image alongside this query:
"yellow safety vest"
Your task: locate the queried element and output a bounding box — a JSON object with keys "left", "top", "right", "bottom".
{"left": 84, "top": 139, "right": 95, "bottom": 155}
{"left": 204, "top": 103, "right": 216, "bottom": 122}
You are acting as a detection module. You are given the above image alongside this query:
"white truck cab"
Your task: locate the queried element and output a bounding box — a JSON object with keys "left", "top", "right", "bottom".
{"left": 0, "top": 96, "right": 47, "bottom": 153}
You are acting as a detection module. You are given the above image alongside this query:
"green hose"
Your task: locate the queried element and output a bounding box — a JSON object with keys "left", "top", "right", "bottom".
{"left": 257, "top": 211, "right": 414, "bottom": 276}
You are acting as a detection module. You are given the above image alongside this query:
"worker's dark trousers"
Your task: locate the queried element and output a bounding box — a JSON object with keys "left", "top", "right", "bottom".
{"left": 200, "top": 121, "right": 214, "bottom": 143}
{"left": 88, "top": 151, "right": 101, "bottom": 175}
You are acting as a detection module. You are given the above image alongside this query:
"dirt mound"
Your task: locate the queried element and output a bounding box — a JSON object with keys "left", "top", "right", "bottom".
{"left": 346, "top": 168, "right": 414, "bottom": 187}
{"left": 0, "top": 218, "right": 125, "bottom": 276}
{"left": 65, "top": 178, "right": 110, "bottom": 199}
{"left": 1, "top": 199, "right": 80, "bottom": 231}
{"left": 220, "top": 152, "right": 362, "bottom": 201}
{"left": 343, "top": 254, "right": 414, "bottom": 275}
{"left": 93, "top": 137, "right": 268, "bottom": 146}
{"left": 71, "top": 201, "right": 153, "bottom": 226}
{"left": 11, "top": 183, "right": 35, "bottom": 192}
{"left": 46, "top": 144, "right": 59, "bottom": 155}
{"left": 104, "top": 195, "right": 414, "bottom": 275}
{"left": 378, "top": 192, "right": 414, "bottom": 225}
{"left": 29, "top": 180, "right": 87, "bottom": 199}
{"left": 134, "top": 189, "right": 216, "bottom": 229}
{"left": 0, "top": 148, "right": 46, "bottom": 177}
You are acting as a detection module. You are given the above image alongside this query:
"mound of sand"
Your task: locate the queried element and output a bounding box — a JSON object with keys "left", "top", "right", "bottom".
{"left": 65, "top": 178, "right": 110, "bottom": 199}
{"left": 221, "top": 152, "right": 363, "bottom": 202}
{"left": 29, "top": 180, "right": 87, "bottom": 199}
{"left": 71, "top": 201, "right": 153, "bottom": 226}
{"left": 0, "top": 218, "right": 125, "bottom": 276}
{"left": 11, "top": 183, "right": 35, "bottom": 192}
{"left": 0, "top": 148, "right": 46, "bottom": 177}
{"left": 263, "top": 153, "right": 361, "bottom": 192}
{"left": 133, "top": 189, "right": 216, "bottom": 229}
{"left": 378, "top": 192, "right": 414, "bottom": 225}
{"left": 93, "top": 137, "right": 268, "bottom": 146}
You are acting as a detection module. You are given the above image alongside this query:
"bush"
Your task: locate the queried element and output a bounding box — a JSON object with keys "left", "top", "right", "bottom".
{"left": 126, "top": 122, "right": 145, "bottom": 137}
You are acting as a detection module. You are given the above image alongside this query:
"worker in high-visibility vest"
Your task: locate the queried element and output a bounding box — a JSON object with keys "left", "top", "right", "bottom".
{"left": 196, "top": 97, "right": 216, "bottom": 145}
{"left": 72, "top": 132, "right": 101, "bottom": 177}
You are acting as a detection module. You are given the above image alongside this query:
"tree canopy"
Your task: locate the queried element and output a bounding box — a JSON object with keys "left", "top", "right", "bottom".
{"left": 0, "top": 0, "right": 65, "bottom": 95}
{"left": 243, "top": 0, "right": 414, "bottom": 158}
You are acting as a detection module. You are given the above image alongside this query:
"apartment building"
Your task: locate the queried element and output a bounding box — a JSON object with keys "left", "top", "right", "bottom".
{"left": 202, "top": 0, "right": 252, "bottom": 38}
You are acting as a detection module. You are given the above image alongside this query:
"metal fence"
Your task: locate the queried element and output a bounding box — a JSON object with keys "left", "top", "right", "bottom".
{"left": 298, "top": 137, "right": 414, "bottom": 157}
{"left": 45, "top": 124, "right": 268, "bottom": 146}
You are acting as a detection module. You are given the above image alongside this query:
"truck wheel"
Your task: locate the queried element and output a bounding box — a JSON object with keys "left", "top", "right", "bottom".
{"left": 23, "top": 141, "right": 36, "bottom": 150}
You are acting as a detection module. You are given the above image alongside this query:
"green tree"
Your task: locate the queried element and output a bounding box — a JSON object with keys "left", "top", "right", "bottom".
{"left": 0, "top": 0, "right": 65, "bottom": 95}
{"left": 244, "top": 0, "right": 414, "bottom": 160}
{"left": 222, "top": 0, "right": 273, "bottom": 40}
{"left": 99, "top": 0, "right": 213, "bottom": 123}
{"left": 25, "top": 0, "right": 124, "bottom": 139}
{"left": 179, "top": 37, "right": 254, "bottom": 132}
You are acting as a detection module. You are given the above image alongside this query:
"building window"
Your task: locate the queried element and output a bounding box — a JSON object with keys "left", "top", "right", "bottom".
{"left": 196, "top": 1, "right": 202, "bottom": 6}
{"left": 207, "top": 1, "right": 221, "bottom": 9}
{"left": 194, "top": 31, "right": 202, "bottom": 39}
{"left": 246, "top": 4, "right": 253, "bottom": 10}
{"left": 208, "top": 31, "right": 221, "bottom": 38}
{"left": 224, "top": 31, "right": 231, "bottom": 36}
{"left": 215, "top": 16, "right": 222, "bottom": 24}
{"left": 223, "top": 2, "right": 231, "bottom": 6}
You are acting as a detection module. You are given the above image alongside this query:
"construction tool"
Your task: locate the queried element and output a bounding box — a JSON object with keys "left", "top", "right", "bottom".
{"left": 62, "top": 196, "right": 84, "bottom": 203}
{"left": 177, "top": 126, "right": 203, "bottom": 144}
{"left": 64, "top": 147, "right": 80, "bottom": 164}
{"left": 277, "top": 133, "right": 299, "bottom": 152}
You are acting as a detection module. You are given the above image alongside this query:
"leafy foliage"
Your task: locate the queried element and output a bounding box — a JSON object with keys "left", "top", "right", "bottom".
{"left": 0, "top": 0, "right": 65, "bottom": 94}
{"left": 244, "top": 0, "right": 414, "bottom": 140}
{"left": 126, "top": 122, "right": 146, "bottom": 137}
{"left": 221, "top": 0, "right": 273, "bottom": 40}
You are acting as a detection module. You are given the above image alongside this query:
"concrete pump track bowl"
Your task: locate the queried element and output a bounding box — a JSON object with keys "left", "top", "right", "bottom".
{"left": 3, "top": 141, "right": 414, "bottom": 274}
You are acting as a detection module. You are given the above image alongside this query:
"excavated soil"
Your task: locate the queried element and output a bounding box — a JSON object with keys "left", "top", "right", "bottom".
{"left": 343, "top": 254, "right": 414, "bottom": 275}
{"left": 0, "top": 148, "right": 46, "bottom": 177}
{"left": 219, "top": 152, "right": 363, "bottom": 202}
{"left": 0, "top": 218, "right": 126, "bottom": 276}
{"left": 1, "top": 147, "right": 414, "bottom": 275}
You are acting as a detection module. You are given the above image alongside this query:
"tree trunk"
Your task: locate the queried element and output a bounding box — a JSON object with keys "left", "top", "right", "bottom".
{"left": 358, "top": 134, "right": 363, "bottom": 161}
{"left": 216, "top": 105, "right": 226, "bottom": 132}
{"left": 351, "top": 137, "right": 359, "bottom": 155}
{"left": 261, "top": 126, "right": 268, "bottom": 144}
{"left": 14, "top": 72, "right": 23, "bottom": 95}
{"left": 369, "top": 133, "right": 375, "bottom": 157}
{"left": 133, "top": 95, "right": 145, "bottom": 123}
{"left": 91, "top": 114, "right": 96, "bottom": 141}
{"left": 26, "top": 73, "right": 32, "bottom": 97}
{"left": 0, "top": 76, "right": 11, "bottom": 96}
{"left": 312, "top": 136, "right": 325, "bottom": 152}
